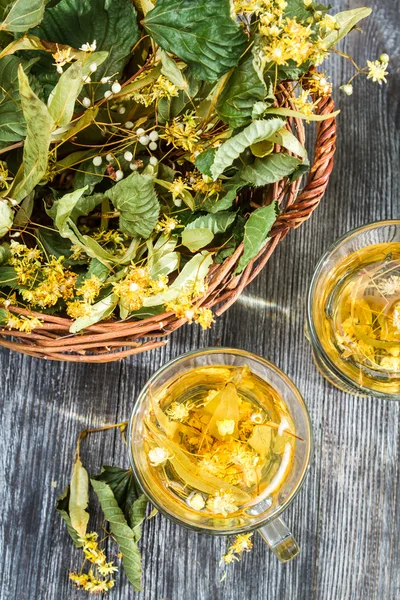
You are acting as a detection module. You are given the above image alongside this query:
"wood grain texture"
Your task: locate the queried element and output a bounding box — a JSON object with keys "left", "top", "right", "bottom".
{"left": 0, "top": 1, "right": 399, "bottom": 598}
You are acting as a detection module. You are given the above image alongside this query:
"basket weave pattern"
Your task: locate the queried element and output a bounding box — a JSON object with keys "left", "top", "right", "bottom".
{"left": 0, "top": 86, "right": 337, "bottom": 362}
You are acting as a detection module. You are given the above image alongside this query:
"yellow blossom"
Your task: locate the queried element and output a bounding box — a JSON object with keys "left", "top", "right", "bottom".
{"left": 52, "top": 46, "right": 73, "bottom": 74}
{"left": 5, "top": 312, "right": 42, "bottom": 333}
{"left": 76, "top": 275, "right": 103, "bottom": 304}
{"left": 161, "top": 113, "right": 202, "bottom": 153}
{"left": 66, "top": 300, "right": 92, "bottom": 319}
{"left": 194, "top": 308, "right": 214, "bottom": 330}
{"left": 366, "top": 59, "right": 388, "bottom": 84}
{"left": 155, "top": 216, "right": 179, "bottom": 234}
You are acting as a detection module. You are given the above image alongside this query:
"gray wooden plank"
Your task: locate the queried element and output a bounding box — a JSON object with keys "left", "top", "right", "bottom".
{"left": 0, "top": 0, "right": 399, "bottom": 599}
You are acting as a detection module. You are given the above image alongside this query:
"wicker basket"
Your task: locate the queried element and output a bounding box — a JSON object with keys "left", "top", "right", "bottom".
{"left": 0, "top": 85, "right": 336, "bottom": 362}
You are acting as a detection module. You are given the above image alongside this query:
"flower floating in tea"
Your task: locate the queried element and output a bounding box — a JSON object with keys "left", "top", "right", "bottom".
{"left": 144, "top": 365, "right": 301, "bottom": 518}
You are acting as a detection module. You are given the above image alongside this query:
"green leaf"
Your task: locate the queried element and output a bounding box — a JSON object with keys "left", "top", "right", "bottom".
{"left": 185, "top": 211, "right": 236, "bottom": 234}
{"left": 105, "top": 172, "right": 160, "bottom": 239}
{"left": 0, "top": 56, "right": 39, "bottom": 149}
{"left": 182, "top": 227, "right": 213, "bottom": 252}
{"left": 56, "top": 486, "right": 84, "bottom": 548}
{"left": 0, "top": 200, "right": 13, "bottom": 238}
{"left": 13, "top": 191, "right": 34, "bottom": 227}
{"left": 69, "top": 456, "right": 89, "bottom": 540}
{"left": 69, "top": 293, "right": 118, "bottom": 333}
{"left": 47, "top": 61, "right": 83, "bottom": 127}
{"left": 269, "top": 128, "right": 308, "bottom": 159}
{"left": 147, "top": 235, "right": 179, "bottom": 278}
{"left": 92, "top": 466, "right": 141, "bottom": 525}
{"left": 37, "top": 227, "right": 76, "bottom": 262}
{"left": 72, "top": 159, "right": 105, "bottom": 194}
{"left": 91, "top": 478, "right": 143, "bottom": 592}
{"left": 195, "top": 148, "right": 216, "bottom": 178}
{"left": 129, "top": 494, "right": 148, "bottom": 542}
{"left": 210, "top": 118, "right": 286, "bottom": 180}
{"left": 159, "top": 49, "right": 187, "bottom": 89}
{"left": 216, "top": 52, "right": 267, "bottom": 129}
{"left": 324, "top": 8, "right": 372, "bottom": 48}
{"left": 283, "top": 0, "right": 311, "bottom": 22}
{"left": 0, "top": 265, "right": 17, "bottom": 287}
{"left": 9, "top": 65, "right": 53, "bottom": 203}
{"left": 144, "top": 0, "right": 247, "bottom": 82}
{"left": 241, "top": 153, "right": 303, "bottom": 187}
{"left": 31, "top": 0, "right": 139, "bottom": 93}
{"left": 0, "top": 0, "right": 45, "bottom": 32}
{"left": 0, "top": 242, "right": 10, "bottom": 264}
{"left": 250, "top": 139, "right": 274, "bottom": 158}
{"left": 143, "top": 251, "right": 213, "bottom": 307}
{"left": 202, "top": 176, "right": 243, "bottom": 213}
{"left": 265, "top": 106, "right": 340, "bottom": 121}
{"left": 236, "top": 201, "right": 279, "bottom": 274}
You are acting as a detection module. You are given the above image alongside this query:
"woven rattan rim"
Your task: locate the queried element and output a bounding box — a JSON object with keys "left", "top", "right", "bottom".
{"left": 0, "top": 84, "right": 337, "bottom": 362}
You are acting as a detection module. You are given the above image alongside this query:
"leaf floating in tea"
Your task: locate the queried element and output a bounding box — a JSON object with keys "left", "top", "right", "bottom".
{"left": 248, "top": 425, "right": 272, "bottom": 459}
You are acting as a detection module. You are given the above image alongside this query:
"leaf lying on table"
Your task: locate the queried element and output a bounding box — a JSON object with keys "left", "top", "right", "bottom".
{"left": 236, "top": 201, "right": 280, "bottom": 274}
{"left": 56, "top": 486, "right": 84, "bottom": 548}
{"left": 91, "top": 478, "right": 143, "bottom": 592}
{"left": 143, "top": 0, "right": 247, "bottom": 82}
{"left": 69, "top": 456, "right": 90, "bottom": 539}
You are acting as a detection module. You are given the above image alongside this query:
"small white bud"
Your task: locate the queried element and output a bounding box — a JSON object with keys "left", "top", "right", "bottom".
{"left": 149, "top": 141, "right": 158, "bottom": 151}
{"left": 92, "top": 156, "right": 103, "bottom": 167}
{"left": 380, "top": 53, "right": 390, "bottom": 64}
{"left": 9, "top": 198, "right": 18, "bottom": 206}
{"left": 117, "top": 106, "right": 126, "bottom": 114}
{"left": 136, "top": 128, "right": 145, "bottom": 135}
{"left": 340, "top": 84, "right": 353, "bottom": 96}
{"left": 82, "top": 97, "right": 91, "bottom": 108}
{"left": 9, "top": 232, "right": 21, "bottom": 238}
{"left": 104, "top": 90, "right": 112, "bottom": 99}
{"left": 111, "top": 82, "right": 122, "bottom": 94}
{"left": 89, "top": 62, "right": 97, "bottom": 73}
{"left": 124, "top": 151, "right": 133, "bottom": 162}
{"left": 149, "top": 156, "right": 158, "bottom": 166}
{"left": 57, "top": 65, "right": 63, "bottom": 74}
{"left": 149, "top": 130, "right": 159, "bottom": 142}
{"left": 139, "top": 135, "right": 150, "bottom": 146}
{"left": 129, "top": 162, "right": 138, "bottom": 171}
{"left": 82, "top": 75, "right": 91, "bottom": 84}
{"left": 106, "top": 153, "right": 113, "bottom": 162}
{"left": 124, "top": 121, "right": 134, "bottom": 129}
{"left": 115, "top": 170, "right": 124, "bottom": 181}
{"left": 101, "top": 76, "right": 110, "bottom": 84}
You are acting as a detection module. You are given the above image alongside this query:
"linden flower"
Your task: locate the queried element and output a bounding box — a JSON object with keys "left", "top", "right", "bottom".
{"left": 148, "top": 446, "right": 171, "bottom": 467}
{"left": 169, "top": 176, "right": 192, "bottom": 204}
{"left": 6, "top": 313, "right": 42, "bottom": 333}
{"left": 166, "top": 401, "right": 191, "bottom": 421}
{"left": 216, "top": 419, "right": 235, "bottom": 437}
{"left": 98, "top": 562, "right": 118, "bottom": 577}
{"left": 66, "top": 300, "right": 92, "bottom": 319}
{"left": 52, "top": 46, "right": 73, "bottom": 74}
{"left": 76, "top": 274, "right": 103, "bottom": 304}
{"left": 366, "top": 59, "right": 389, "bottom": 84}
{"left": 187, "top": 492, "right": 206, "bottom": 511}
{"left": 378, "top": 276, "right": 400, "bottom": 296}
{"left": 155, "top": 216, "right": 178, "bottom": 234}
{"left": 231, "top": 533, "right": 253, "bottom": 554}
{"left": 80, "top": 40, "right": 97, "bottom": 52}
{"left": 206, "top": 492, "right": 238, "bottom": 516}
{"left": 380, "top": 356, "right": 400, "bottom": 372}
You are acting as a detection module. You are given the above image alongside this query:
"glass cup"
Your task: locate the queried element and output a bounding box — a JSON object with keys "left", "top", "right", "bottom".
{"left": 307, "top": 220, "right": 400, "bottom": 398}
{"left": 128, "top": 348, "right": 312, "bottom": 562}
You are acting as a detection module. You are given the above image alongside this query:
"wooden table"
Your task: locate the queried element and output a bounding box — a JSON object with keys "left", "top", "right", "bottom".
{"left": 1, "top": 1, "right": 399, "bottom": 598}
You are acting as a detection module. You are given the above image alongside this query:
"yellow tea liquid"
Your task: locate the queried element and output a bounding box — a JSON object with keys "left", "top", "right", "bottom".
{"left": 316, "top": 242, "right": 400, "bottom": 393}
{"left": 143, "top": 365, "right": 298, "bottom": 519}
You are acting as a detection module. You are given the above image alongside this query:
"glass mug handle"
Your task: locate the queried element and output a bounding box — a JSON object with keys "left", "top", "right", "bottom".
{"left": 257, "top": 517, "right": 300, "bottom": 562}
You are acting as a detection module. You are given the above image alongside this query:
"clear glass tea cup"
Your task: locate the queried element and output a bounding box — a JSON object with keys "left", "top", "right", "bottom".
{"left": 307, "top": 220, "right": 400, "bottom": 398}
{"left": 128, "top": 348, "right": 312, "bottom": 562}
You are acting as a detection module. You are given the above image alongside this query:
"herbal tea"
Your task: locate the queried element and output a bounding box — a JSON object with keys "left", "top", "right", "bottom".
{"left": 316, "top": 242, "right": 400, "bottom": 393}
{"left": 143, "top": 365, "right": 299, "bottom": 520}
